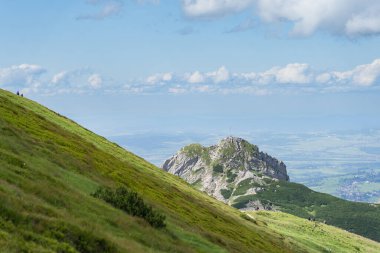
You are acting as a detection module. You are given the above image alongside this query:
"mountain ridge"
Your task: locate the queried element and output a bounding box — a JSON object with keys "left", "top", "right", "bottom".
{"left": 163, "top": 136, "right": 289, "bottom": 204}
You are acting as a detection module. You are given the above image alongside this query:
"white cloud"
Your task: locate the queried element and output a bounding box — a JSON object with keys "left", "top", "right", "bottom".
{"left": 146, "top": 72, "right": 173, "bottom": 85}
{"left": 234, "top": 63, "right": 311, "bottom": 84}
{"left": 328, "top": 59, "right": 380, "bottom": 86}
{"left": 48, "top": 69, "right": 106, "bottom": 94}
{"left": 186, "top": 71, "right": 205, "bottom": 83}
{"left": 351, "top": 59, "right": 380, "bottom": 86}
{"left": 162, "top": 73, "right": 173, "bottom": 81}
{"left": 52, "top": 71, "right": 68, "bottom": 84}
{"left": 182, "top": 0, "right": 380, "bottom": 37}
{"left": 316, "top": 73, "right": 331, "bottom": 84}
{"left": 345, "top": 10, "right": 380, "bottom": 36}
{"left": 206, "top": 66, "right": 230, "bottom": 83}
{"left": 88, "top": 74, "right": 103, "bottom": 88}
{"left": 184, "top": 66, "right": 230, "bottom": 84}
{"left": 2, "top": 59, "right": 380, "bottom": 96}
{"left": 182, "top": 0, "right": 254, "bottom": 18}
{"left": 273, "top": 63, "right": 311, "bottom": 84}
{"left": 0, "top": 64, "right": 46, "bottom": 92}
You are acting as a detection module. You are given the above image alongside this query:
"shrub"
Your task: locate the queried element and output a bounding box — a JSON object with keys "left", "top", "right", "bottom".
{"left": 213, "top": 164, "right": 224, "bottom": 173}
{"left": 220, "top": 189, "right": 233, "bottom": 199}
{"left": 226, "top": 170, "right": 237, "bottom": 183}
{"left": 92, "top": 187, "right": 166, "bottom": 229}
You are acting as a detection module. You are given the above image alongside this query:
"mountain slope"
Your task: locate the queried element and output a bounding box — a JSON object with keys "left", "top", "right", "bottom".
{"left": 163, "top": 137, "right": 380, "bottom": 242}
{"left": 0, "top": 89, "right": 301, "bottom": 253}
{"left": 163, "top": 137, "right": 289, "bottom": 204}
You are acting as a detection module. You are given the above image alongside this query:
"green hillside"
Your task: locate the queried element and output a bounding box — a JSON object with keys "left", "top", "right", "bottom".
{"left": 0, "top": 88, "right": 379, "bottom": 253}
{"left": 233, "top": 180, "right": 380, "bottom": 242}
{"left": 247, "top": 211, "right": 380, "bottom": 253}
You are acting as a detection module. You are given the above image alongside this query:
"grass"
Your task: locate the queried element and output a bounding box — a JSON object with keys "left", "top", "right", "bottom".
{"left": 233, "top": 180, "right": 380, "bottom": 242}
{"left": 0, "top": 88, "right": 379, "bottom": 252}
{"left": 247, "top": 211, "right": 380, "bottom": 253}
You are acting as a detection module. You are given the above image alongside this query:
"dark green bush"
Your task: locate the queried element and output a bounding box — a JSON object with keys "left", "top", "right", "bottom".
{"left": 226, "top": 170, "right": 237, "bottom": 183}
{"left": 220, "top": 189, "right": 233, "bottom": 199}
{"left": 212, "top": 164, "right": 224, "bottom": 173}
{"left": 92, "top": 187, "right": 166, "bottom": 228}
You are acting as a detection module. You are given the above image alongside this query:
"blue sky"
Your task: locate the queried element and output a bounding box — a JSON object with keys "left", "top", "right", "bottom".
{"left": 1, "top": 0, "right": 380, "bottom": 137}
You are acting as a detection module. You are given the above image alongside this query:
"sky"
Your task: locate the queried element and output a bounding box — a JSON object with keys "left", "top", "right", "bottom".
{"left": 1, "top": 0, "right": 380, "bottom": 139}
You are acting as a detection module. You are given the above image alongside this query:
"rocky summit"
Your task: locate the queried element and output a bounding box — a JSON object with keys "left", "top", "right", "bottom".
{"left": 162, "top": 136, "right": 289, "bottom": 205}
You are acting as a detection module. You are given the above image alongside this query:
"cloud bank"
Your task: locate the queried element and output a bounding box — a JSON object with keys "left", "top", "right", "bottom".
{"left": 182, "top": 0, "right": 380, "bottom": 37}
{"left": 1, "top": 59, "right": 380, "bottom": 95}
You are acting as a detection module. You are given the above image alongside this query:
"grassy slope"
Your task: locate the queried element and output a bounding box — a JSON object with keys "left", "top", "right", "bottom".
{"left": 0, "top": 89, "right": 379, "bottom": 253}
{"left": 233, "top": 181, "right": 380, "bottom": 242}
{"left": 247, "top": 211, "right": 380, "bottom": 253}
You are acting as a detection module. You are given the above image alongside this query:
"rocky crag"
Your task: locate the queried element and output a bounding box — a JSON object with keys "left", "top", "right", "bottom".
{"left": 162, "top": 137, "right": 289, "bottom": 206}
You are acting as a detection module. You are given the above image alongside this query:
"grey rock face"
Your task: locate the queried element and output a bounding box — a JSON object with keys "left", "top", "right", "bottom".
{"left": 162, "top": 137, "right": 289, "bottom": 206}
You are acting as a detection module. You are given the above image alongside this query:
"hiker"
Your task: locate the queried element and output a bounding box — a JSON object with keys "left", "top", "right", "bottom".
{"left": 21, "top": 94, "right": 24, "bottom": 97}
{"left": 16, "top": 91, "right": 19, "bottom": 96}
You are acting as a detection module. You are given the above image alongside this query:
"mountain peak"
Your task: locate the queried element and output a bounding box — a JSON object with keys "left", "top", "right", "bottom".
{"left": 162, "top": 137, "right": 289, "bottom": 204}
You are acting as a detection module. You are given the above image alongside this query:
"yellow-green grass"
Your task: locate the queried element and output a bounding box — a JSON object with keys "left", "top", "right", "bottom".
{"left": 247, "top": 211, "right": 380, "bottom": 253}
{"left": 233, "top": 179, "right": 380, "bottom": 241}
{"left": 0, "top": 88, "right": 379, "bottom": 253}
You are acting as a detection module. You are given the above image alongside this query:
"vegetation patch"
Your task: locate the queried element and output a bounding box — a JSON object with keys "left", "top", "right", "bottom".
{"left": 194, "top": 167, "right": 205, "bottom": 173}
{"left": 182, "top": 144, "right": 211, "bottom": 165}
{"left": 241, "top": 141, "right": 259, "bottom": 155}
{"left": 233, "top": 195, "right": 259, "bottom": 209}
{"left": 92, "top": 186, "right": 166, "bottom": 229}
{"left": 213, "top": 164, "right": 224, "bottom": 174}
{"left": 263, "top": 178, "right": 273, "bottom": 184}
{"left": 226, "top": 170, "right": 238, "bottom": 183}
{"left": 233, "top": 178, "right": 261, "bottom": 196}
{"left": 220, "top": 189, "right": 233, "bottom": 199}
{"left": 191, "top": 178, "right": 203, "bottom": 188}
{"left": 220, "top": 143, "right": 235, "bottom": 160}
{"left": 246, "top": 181, "right": 380, "bottom": 242}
